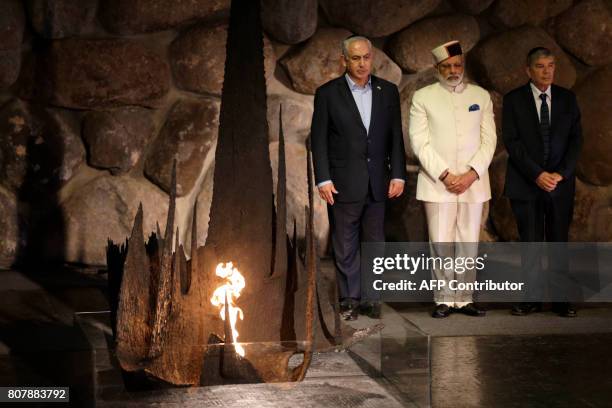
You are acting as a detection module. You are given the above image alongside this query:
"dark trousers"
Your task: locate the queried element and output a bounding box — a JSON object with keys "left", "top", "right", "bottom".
{"left": 329, "top": 192, "right": 385, "bottom": 301}
{"left": 510, "top": 193, "right": 575, "bottom": 301}
{"left": 510, "top": 193, "right": 573, "bottom": 242}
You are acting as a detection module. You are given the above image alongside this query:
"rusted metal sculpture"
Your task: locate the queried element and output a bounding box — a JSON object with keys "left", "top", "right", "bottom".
{"left": 106, "top": 0, "right": 342, "bottom": 386}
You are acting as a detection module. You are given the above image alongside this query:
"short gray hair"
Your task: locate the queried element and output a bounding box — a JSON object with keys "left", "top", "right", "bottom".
{"left": 342, "top": 35, "right": 372, "bottom": 58}
{"left": 526, "top": 47, "right": 555, "bottom": 66}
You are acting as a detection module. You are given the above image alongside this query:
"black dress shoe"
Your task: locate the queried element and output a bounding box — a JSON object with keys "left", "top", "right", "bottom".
{"left": 341, "top": 306, "right": 359, "bottom": 321}
{"left": 359, "top": 301, "right": 381, "bottom": 319}
{"left": 339, "top": 298, "right": 359, "bottom": 313}
{"left": 339, "top": 299, "right": 359, "bottom": 321}
{"left": 552, "top": 302, "right": 577, "bottom": 318}
{"left": 511, "top": 302, "right": 542, "bottom": 316}
{"left": 456, "top": 303, "right": 486, "bottom": 317}
{"left": 339, "top": 299, "right": 351, "bottom": 313}
{"left": 432, "top": 304, "right": 452, "bottom": 318}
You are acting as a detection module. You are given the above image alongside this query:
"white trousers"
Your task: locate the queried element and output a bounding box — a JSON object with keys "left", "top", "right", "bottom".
{"left": 424, "top": 202, "right": 483, "bottom": 307}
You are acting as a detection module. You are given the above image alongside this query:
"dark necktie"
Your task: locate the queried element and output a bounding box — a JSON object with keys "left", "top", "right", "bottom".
{"left": 539, "top": 93, "right": 550, "bottom": 165}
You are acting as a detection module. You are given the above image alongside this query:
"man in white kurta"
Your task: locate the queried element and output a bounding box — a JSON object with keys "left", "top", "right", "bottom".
{"left": 409, "top": 41, "right": 496, "bottom": 318}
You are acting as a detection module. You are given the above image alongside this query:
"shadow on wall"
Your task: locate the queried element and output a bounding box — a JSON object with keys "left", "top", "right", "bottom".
{"left": 1, "top": 38, "right": 104, "bottom": 402}
{"left": 14, "top": 36, "right": 66, "bottom": 273}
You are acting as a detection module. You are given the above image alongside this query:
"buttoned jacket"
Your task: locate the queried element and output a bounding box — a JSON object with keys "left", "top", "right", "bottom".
{"left": 409, "top": 82, "right": 496, "bottom": 203}
{"left": 502, "top": 83, "right": 581, "bottom": 201}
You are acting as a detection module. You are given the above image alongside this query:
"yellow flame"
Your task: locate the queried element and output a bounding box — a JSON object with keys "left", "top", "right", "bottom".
{"left": 210, "top": 262, "right": 246, "bottom": 357}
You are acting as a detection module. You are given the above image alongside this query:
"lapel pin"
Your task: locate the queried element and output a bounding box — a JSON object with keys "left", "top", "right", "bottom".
{"left": 376, "top": 85, "right": 381, "bottom": 90}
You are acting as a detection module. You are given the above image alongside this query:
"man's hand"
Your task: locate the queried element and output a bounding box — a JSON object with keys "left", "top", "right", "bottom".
{"left": 318, "top": 183, "right": 338, "bottom": 205}
{"left": 441, "top": 172, "right": 458, "bottom": 189}
{"left": 551, "top": 172, "right": 564, "bottom": 183}
{"left": 388, "top": 180, "right": 405, "bottom": 198}
{"left": 536, "top": 172, "right": 560, "bottom": 192}
{"left": 446, "top": 169, "right": 478, "bottom": 195}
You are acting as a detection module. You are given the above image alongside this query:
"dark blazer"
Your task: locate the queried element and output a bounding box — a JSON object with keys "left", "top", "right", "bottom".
{"left": 502, "top": 83, "right": 582, "bottom": 201}
{"left": 311, "top": 75, "right": 407, "bottom": 203}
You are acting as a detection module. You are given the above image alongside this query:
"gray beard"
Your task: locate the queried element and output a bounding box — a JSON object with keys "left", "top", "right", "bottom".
{"left": 437, "top": 71, "right": 464, "bottom": 88}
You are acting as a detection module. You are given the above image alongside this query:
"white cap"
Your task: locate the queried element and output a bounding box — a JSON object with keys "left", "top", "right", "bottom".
{"left": 431, "top": 40, "right": 463, "bottom": 64}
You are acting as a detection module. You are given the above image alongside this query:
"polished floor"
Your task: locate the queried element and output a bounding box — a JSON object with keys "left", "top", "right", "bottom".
{"left": 430, "top": 333, "right": 612, "bottom": 408}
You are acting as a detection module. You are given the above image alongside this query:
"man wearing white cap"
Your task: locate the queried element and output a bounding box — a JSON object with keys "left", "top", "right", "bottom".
{"left": 409, "top": 40, "right": 496, "bottom": 318}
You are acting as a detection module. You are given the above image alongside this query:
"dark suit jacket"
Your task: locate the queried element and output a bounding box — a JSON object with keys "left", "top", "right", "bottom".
{"left": 311, "top": 75, "right": 407, "bottom": 203}
{"left": 502, "top": 83, "right": 582, "bottom": 201}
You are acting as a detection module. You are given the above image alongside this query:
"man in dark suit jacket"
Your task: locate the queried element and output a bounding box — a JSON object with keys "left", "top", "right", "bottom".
{"left": 311, "top": 35, "right": 407, "bottom": 320}
{"left": 502, "top": 47, "right": 582, "bottom": 317}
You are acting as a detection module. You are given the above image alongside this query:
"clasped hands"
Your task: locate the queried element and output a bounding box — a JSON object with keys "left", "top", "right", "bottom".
{"left": 442, "top": 169, "right": 478, "bottom": 195}
{"left": 536, "top": 171, "right": 563, "bottom": 192}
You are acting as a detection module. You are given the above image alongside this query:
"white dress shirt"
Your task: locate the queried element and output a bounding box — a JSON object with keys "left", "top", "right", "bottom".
{"left": 529, "top": 82, "right": 552, "bottom": 122}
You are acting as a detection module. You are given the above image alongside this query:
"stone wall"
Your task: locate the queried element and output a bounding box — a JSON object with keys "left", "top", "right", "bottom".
{"left": 0, "top": 0, "right": 610, "bottom": 268}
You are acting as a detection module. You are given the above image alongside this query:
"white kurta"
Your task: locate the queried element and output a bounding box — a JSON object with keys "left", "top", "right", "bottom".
{"left": 409, "top": 82, "right": 496, "bottom": 203}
